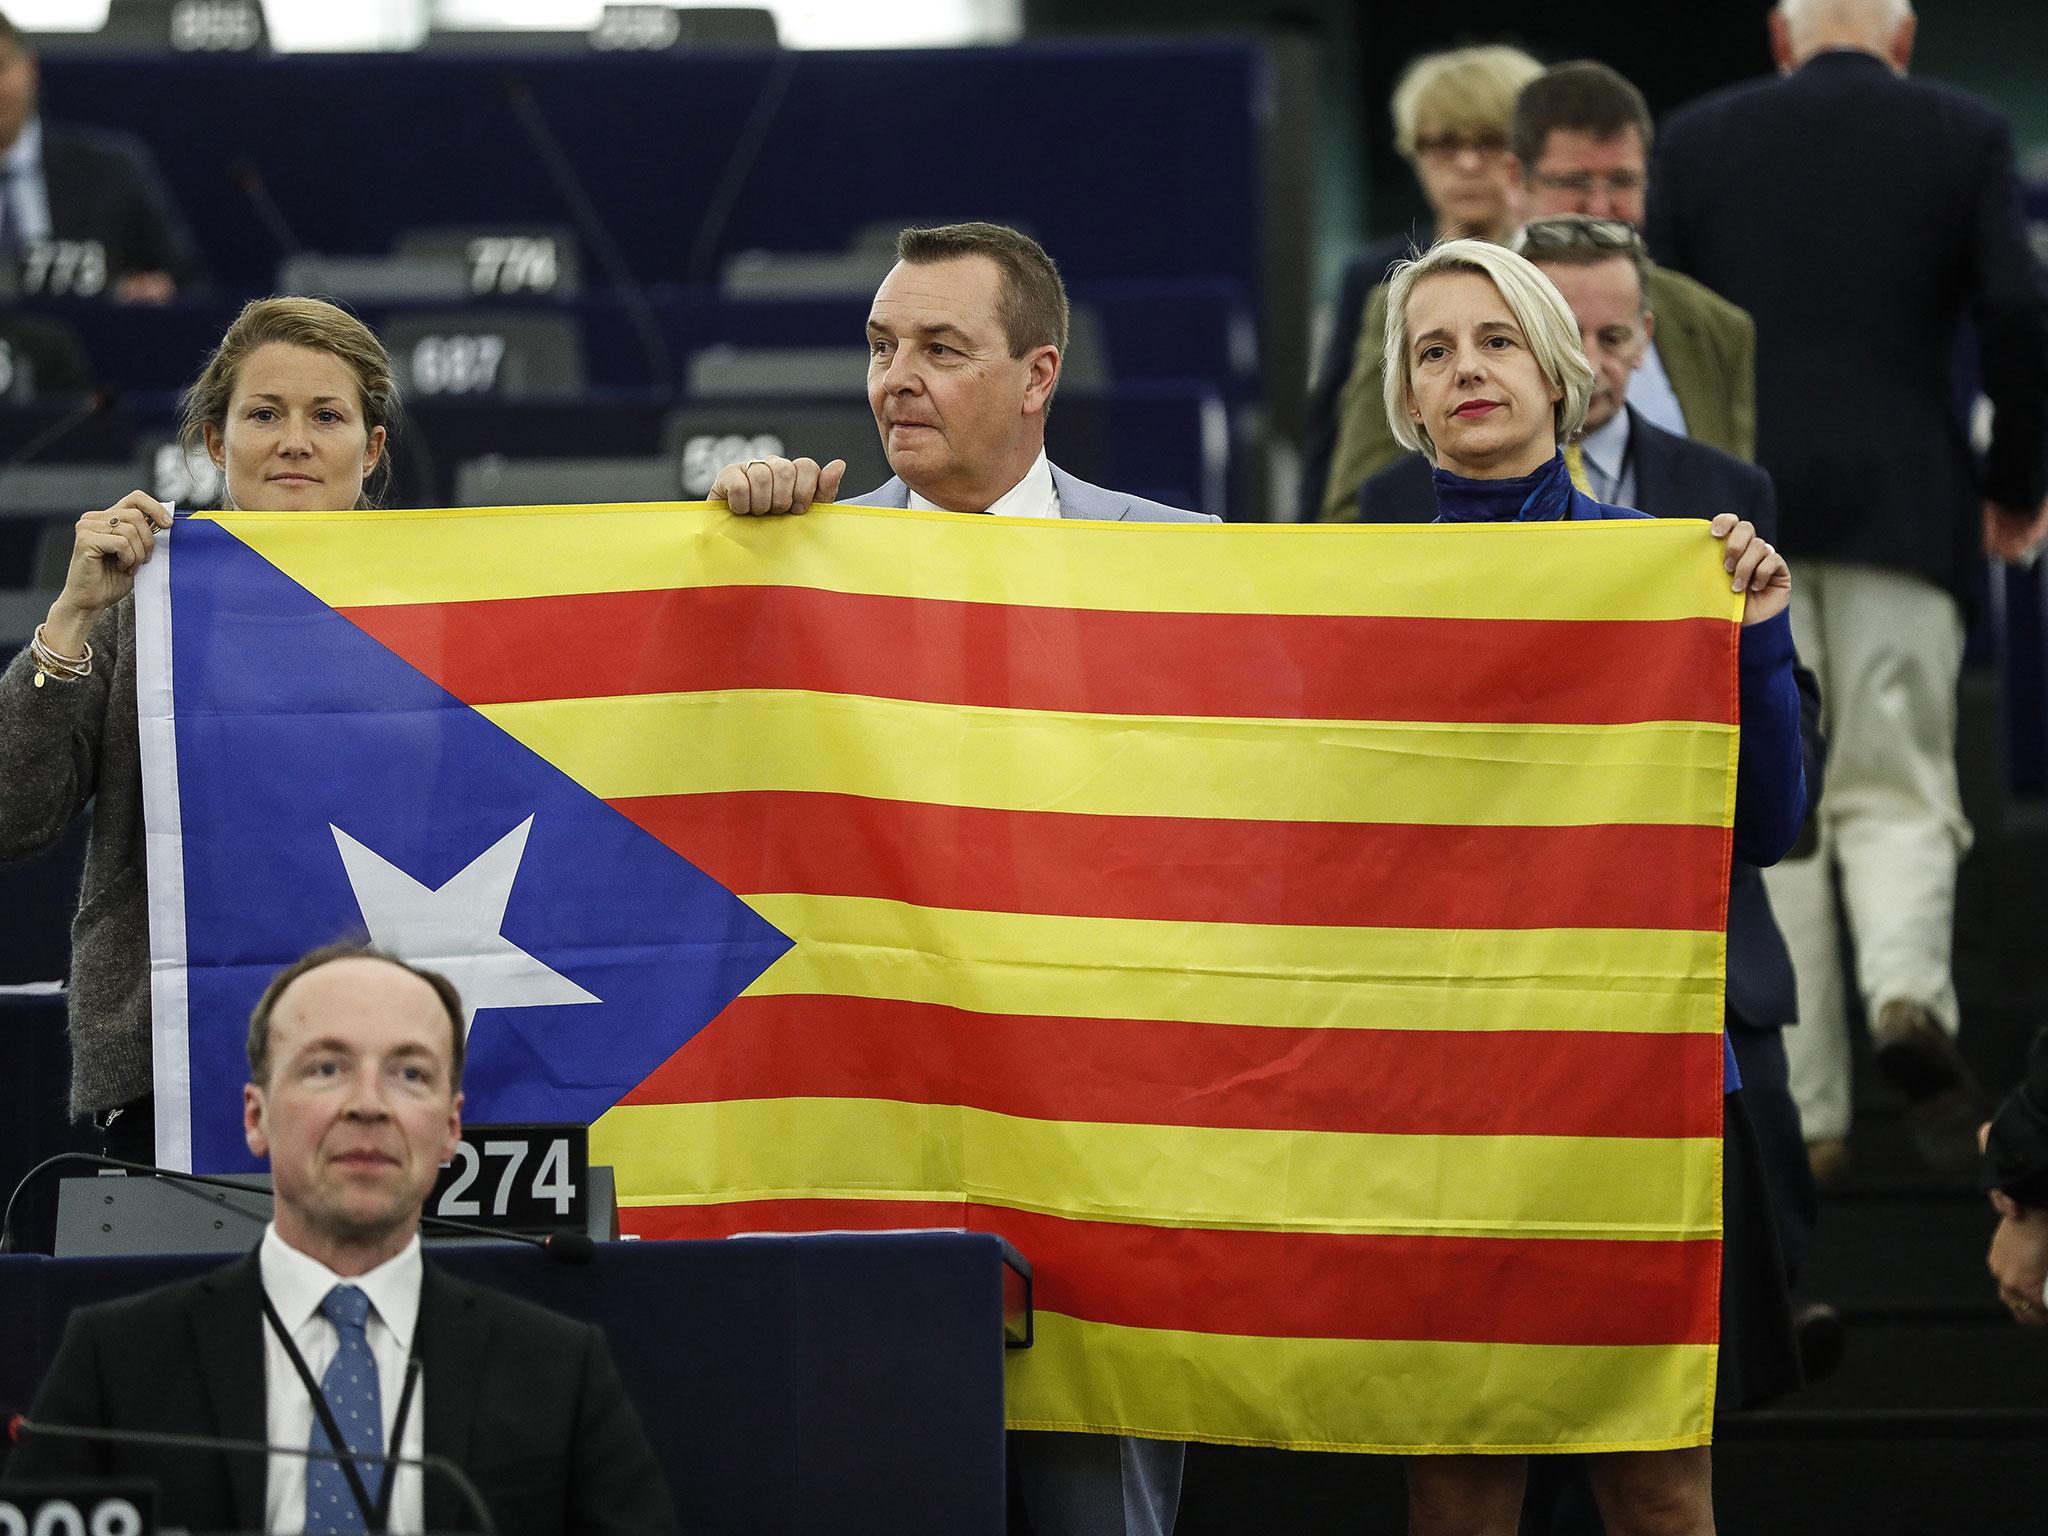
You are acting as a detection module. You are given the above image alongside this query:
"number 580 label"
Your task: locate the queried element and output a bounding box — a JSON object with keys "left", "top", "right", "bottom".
{"left": 430, "top": 1124, "right": 588, "bottom": 1234}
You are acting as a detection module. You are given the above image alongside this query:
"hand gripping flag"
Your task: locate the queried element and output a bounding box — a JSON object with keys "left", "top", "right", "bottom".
{"left": 139, "top": 503, "right": 1742, "bottom": 1454}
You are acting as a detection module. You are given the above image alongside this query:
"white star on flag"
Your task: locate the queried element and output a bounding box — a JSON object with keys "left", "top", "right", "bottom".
{"left": 330, "top": 816, "right": 599, "bottom": 1035}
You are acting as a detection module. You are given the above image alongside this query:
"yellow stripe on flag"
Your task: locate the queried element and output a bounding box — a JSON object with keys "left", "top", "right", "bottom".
{"left": 737, "top": 893, "right": 1726, "bottom": 1037}
{"left": 1008, "top": 1314, "right": 1714, "bottom": 1453}
{"left": 595, "top": 1098, "right": 1722, "bottom": 1240}
{"left": 478, "top": 690, "right": 1734, "bottom": 828}
{"left": 210, "top": 503, "right": 1745, "bottom": 623}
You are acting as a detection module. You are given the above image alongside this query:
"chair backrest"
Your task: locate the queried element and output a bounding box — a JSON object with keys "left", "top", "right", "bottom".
{"left": 277, "top": 252, "right": 472, "bottom": 304}
{"left": 454, "top": 455, "right": 683, "bottom": 508}
{"left": 686, "top": 345, "right": 868, "bottom": 400}
{"left": 719, "top": 250, "right": 894, "bottom": 302}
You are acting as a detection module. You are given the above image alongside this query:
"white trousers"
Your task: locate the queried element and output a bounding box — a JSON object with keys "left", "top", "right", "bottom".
{"left": 1764, "top": 562, "right": 1973, "bottom": 1142}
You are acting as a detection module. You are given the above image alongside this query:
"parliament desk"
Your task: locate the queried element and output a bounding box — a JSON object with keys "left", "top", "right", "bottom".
{"left": 0, "top": 1231, "right": 1016, "bottom": 1533}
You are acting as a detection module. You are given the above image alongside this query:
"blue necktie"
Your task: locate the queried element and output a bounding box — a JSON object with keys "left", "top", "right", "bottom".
{"left": 306, "top": 1284, "right": 384, "bottom": 1535}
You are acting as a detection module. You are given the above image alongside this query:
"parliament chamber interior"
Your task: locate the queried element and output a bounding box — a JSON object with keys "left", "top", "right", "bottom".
{"left": 3, "top": 1, "right": 2048, "bottom": 1531}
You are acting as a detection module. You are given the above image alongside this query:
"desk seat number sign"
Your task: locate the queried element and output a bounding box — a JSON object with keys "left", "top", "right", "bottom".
{"left": 429, "top": 1123, "right": 587, "bottom": 1234}
{"left": 0, "top": 1482, "right": 154, "bottom": 1536}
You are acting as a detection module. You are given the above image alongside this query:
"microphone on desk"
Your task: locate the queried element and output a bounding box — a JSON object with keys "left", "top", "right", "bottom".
{"left": 496, "top": 70, "right": 673, "bottom": 389}
{"left": 227, "top": 155, "right": 305, "bottom": 258}
{"left": 0, "top": 389, "right": 118, "bottom": 478}
{"left": 682, "top": 48, "right": 799, "bottom": 285}
{"left": 1, "top": 1405, "right": 502, "bottom": 1536}
{"left": 0, "top": 1151, "right": 595, "bottom": 1264}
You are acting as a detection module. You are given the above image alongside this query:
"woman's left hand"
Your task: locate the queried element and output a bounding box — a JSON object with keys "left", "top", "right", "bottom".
{"left": 1709, "top": 514, "right": 1791, "bottom": 626}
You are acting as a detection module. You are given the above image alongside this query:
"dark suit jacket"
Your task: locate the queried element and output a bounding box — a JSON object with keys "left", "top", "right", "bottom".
{"left": 40, "top": 124, "right": 201, "bottom": 286}
{"left": 1647, "top": 50, "right": 2048, "bottom": 601}
{"left": 9, "top": 1251, "right": 678, "bottom": 1536}
{"left": 1352, "top": 411, "right": 1825, "bottom": 1032}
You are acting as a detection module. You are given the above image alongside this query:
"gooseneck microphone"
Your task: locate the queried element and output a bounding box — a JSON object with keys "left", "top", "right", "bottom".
{"left": 496, "top": 71, "right": 673, "bottom": 389}
{"left": 227, "top": 155, "right": 305, "bottom": 258}
{"left": 1, "top": 1407, "right": 501, "bottom": 1536}
{"left": 0, "top": 1152, "right": 596, "bottom": 1263}
{"left": 1, "top": 389, "right": 118, "bottom": 477}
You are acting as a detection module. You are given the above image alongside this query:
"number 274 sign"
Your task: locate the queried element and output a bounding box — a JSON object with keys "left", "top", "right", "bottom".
{"left": 429, "top": 1123, "right": 589, "bottom": 1234}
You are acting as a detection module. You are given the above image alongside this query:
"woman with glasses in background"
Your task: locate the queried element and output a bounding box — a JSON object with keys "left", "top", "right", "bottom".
{"left": 1298, "top": 44, "right": 1542, "bottom": 522}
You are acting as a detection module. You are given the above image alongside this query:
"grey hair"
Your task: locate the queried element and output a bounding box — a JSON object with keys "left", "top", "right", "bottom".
{"left": 1381, "top": 238, "right": 1594, "bottom": 464}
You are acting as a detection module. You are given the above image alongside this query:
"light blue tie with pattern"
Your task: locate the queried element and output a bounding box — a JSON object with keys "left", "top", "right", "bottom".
{"left": 306, "top": 1284, "right": 384, "bottom": 1534}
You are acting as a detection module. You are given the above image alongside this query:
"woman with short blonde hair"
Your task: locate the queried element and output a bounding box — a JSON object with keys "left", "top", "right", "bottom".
{"left": 1384, "top": 240, "right": 1807, "bottom": 1536}
{"left": 1382, "top": 238, "right": 1593, "bottom": 464}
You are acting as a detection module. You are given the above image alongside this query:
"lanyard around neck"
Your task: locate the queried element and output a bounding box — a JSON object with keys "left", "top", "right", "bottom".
{"left": 260, "top": 1286, "right": 422, "bottom": 1534}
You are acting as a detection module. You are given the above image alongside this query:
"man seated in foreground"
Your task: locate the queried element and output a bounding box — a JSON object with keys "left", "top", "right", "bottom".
{"left": 9, "top": 941, "right": 678, "bottom": 1536}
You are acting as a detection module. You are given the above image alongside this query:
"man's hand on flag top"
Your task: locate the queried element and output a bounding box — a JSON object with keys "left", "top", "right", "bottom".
{"left": 712, "top": 454, "right": 847, "bottom": 516}
{"left": 1708, "top": 512, "right": 1791, "bottom": 626}
{"left": 43, "top": 490, "right": 175, "bottom": 656}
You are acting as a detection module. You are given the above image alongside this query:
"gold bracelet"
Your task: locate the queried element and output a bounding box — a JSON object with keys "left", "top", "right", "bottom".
{"left": 29, "top": 623, "right": 93, "bottom": 688}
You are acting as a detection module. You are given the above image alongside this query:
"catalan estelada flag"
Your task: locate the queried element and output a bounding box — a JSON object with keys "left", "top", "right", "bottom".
{"left": 138, "top": 503, "right": 1740, "bottom": 1454}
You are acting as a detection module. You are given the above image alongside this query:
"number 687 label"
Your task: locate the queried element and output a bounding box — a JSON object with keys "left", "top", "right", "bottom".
{"left": 430, "top": 1124, "right": 589, "bottom": 1234}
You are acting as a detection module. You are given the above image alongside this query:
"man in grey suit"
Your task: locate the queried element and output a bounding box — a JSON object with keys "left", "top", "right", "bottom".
{"left": 714, "top": 220, "right": 1210, "bottom": 530}
{"left": 713, "top": 221, "right": 1206, "bottom": 1536}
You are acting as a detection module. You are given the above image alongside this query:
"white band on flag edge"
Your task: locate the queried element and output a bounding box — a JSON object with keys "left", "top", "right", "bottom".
{"left": 134, "top": 507, "right": 193, "bottom": 1171}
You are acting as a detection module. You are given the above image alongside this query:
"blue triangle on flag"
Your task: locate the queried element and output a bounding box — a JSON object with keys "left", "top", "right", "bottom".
{"left": 166, "top": 518, "right": 794, "bottom": 1171}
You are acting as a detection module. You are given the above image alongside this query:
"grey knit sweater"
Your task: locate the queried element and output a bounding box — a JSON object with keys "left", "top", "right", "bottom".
{"left": 0, "top": 599, "right": 152, "bottom": 1119}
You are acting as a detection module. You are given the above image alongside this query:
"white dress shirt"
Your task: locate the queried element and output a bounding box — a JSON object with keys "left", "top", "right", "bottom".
{"left": 0, "top": 117, "right": 52, "bottom": 244}
{"left": 907, "top": 449, "right": 1062, "bottom": 518}
{"left": 259, "top": 1224, "right": 426, "bottom": 1535}
{"left": 1578, "top": 405, "right": 1637, "bottom": 510}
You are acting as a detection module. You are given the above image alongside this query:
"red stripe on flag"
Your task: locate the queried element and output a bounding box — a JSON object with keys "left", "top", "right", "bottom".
{"left": 624, "top": 1200, "right": 1719, "bottom": 1347}
{"left": 339, "top": 586, "right": 1736, "bottom": 724}
{"left": 614, "top": 790, "right": 1730, "bottom": 932}
{"left": 620, "top": 994, "right": 1725, "bottom": 1139}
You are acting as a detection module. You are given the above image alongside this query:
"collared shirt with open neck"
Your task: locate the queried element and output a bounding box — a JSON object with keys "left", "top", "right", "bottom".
{"left": 906, "top": 449, "right": 1061, "bottom": 518}
{"left": 259, "top": 1223, "right": 426, "bottom": 1534}
{"left": 1578, "top": 405, "right": 1637, "bottom": 509}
